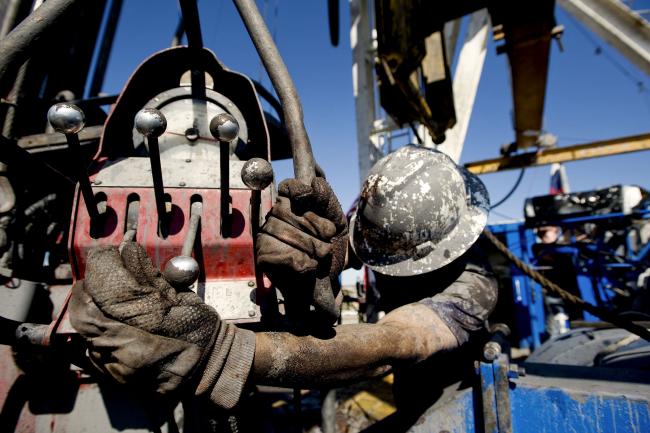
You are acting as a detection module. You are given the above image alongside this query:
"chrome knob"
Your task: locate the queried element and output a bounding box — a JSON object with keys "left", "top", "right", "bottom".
{"left": 47, "top": 103, "right": 85, "bottom": 134}
{"left": 241, "top": 158, "right": 274, "bottom": 190}
{"left": 209, "top": 113, "right": 239, "bottom": 142}
{"left": 163, "top": 255, "right": 200, "bottom": 288}
{"left": 135, "top": 108, "right": 167, "bottom": 138}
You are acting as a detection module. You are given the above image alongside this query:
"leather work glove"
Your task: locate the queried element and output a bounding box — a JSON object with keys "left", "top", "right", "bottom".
{"left": 256, "top": 177, "right": 348, "bottom": 321}
{"left": 70, "top": 242, "right": 255, "bottom": 409}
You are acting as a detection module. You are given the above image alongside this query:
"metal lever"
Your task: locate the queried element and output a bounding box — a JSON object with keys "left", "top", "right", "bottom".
{"left": 233, "top": 0, "right": 338, "bottom": 323}
{"left": 209, "top": 113, "right": 239, "bottom": 237}
{"left": 134, "top": 108, "right": 168, "bottom": 234}
{"left": 241, "top": 158, "right": 274, "bottom": 238}
{"left": 163, "top": 201, "right": 202, "bottom": 288}
{"left": 47, "top": 103, "right": 98, "bottom": 220}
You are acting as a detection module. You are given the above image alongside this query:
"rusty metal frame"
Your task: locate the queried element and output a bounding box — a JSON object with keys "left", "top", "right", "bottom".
{"left": 465, "top": 133, "right": 650, "bottom": 174}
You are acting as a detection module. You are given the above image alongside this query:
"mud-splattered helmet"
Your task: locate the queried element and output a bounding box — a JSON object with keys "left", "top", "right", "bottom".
{"left": 350, "top": 145, "right": 489, "bottom": 276}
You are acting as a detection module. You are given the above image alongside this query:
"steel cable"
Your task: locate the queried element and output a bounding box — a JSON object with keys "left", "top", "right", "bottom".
{"left": 483, "top": 228, "right": 650, "bottom": 342}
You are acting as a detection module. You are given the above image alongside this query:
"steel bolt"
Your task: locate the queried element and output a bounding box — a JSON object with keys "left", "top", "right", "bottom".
{"left": 209, "top": 113, "right": 239, "bottom": 142}
{"left": 135, "top": 108, "right": 167, "bottom": 138}
{"left": 247, "top": 280, "right": 255, "bottom": 287}
{"left": 48, "top": 103, "right": 85, "bottom": 134}
{"left": 241, "top": 158, "right": 274, "bottom": 191}
{"left": 483, "top": 341, "right": 501, "bottom": 362}
{"left": 179, "top": 181, "right": 186, "bottom": 187}
{"left": 248, "top": 309, "right": 256, "bottom": 317}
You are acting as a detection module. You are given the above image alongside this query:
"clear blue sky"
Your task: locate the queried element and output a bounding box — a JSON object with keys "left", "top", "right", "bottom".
{"left": 102, "top": 0, "right": 650, "bottom": 224}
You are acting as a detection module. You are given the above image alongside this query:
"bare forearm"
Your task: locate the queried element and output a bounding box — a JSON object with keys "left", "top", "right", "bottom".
{"left": 252, "top": 304, "right": 456, "bottom": 388}
{"left": 253, "top": 324, "right": 396, "bottom": 388}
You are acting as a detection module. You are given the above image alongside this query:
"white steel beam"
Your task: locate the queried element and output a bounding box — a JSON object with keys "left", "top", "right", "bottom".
{"left": 436, "top": 9, "right": 490, "bottom": 163}
{"left": 350, "top": 0, "right": 384, "bottom": 185}
{"left": 559, "top": 0, "right": 650, "bottom": 76}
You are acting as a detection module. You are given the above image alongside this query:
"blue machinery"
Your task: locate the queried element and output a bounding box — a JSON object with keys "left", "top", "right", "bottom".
{"left": 409, "top": 353, "right": 650, "bottom": 433}
{"left": 489, "top": 206, "right": 650, "bottom": 350}
{"left": 404, "top": 204, "right": 650, "bottom": 432}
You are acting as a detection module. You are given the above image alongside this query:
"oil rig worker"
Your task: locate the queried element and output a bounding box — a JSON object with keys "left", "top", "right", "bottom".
{"left": 70, "top": 145, "right": 497, "bottom": 411}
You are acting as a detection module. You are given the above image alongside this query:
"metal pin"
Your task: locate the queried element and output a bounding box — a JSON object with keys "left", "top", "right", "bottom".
{"left": 47, "top": 103, "right": 98, "bottom": 220}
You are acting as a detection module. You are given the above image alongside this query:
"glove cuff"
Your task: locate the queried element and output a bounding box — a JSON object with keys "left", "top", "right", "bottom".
{"left": 195, "top": 325, "right": 256, "bottom": 409}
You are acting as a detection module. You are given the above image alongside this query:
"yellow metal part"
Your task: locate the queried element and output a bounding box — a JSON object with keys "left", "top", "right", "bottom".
{"left": 340, "top": 374, "right": 396, "bottom": 422}
{"left": 465, "top": 133, "right": 650, "bottom": 174}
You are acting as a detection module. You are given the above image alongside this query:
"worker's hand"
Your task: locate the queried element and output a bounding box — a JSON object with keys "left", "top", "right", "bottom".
{"left": 256, "top": 177, "right": 348, "bottom": 293}
{"left": 378, "top": 303, "right": 459, "bottom": 363}
{"left": 69, "top": 242, "right": 255, "bottom": 409}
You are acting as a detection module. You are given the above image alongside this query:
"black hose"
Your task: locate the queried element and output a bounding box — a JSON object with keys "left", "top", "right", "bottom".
{"left": 232, "top": 0, "right": 316, "bottom": 183}
{"left": 490, "top": 168, "right": 525, "bottom": 210}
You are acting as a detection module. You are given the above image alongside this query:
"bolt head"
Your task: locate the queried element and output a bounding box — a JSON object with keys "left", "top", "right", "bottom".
{"left": 163, "top": 255, "right": 199, "bottom": 288}
{"left": 483, "top": 341, "right": 502, "bottom": 362}
{"left": 135, "top": 108, "right": 167, "bottom": 138}
{"left": 48, "top": 103, "right": 85, "bottom": 134}
{"left": 209, "top": 113, "right": 239, "bottom": 142}
{"left": 241, "top": 158, "right": 274, "bottom": 190}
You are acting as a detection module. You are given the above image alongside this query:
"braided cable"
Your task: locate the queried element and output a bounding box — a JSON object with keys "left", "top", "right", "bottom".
{"left": 483, "top": 229, "right": 650, "bottom": 342}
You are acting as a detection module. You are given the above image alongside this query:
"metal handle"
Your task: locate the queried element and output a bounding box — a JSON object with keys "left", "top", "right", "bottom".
{"left": 232, "top": 0, "right": 316, "bottom": 183}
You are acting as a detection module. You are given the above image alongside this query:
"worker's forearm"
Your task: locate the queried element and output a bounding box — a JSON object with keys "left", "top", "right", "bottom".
{"left": 253, "top": 324, "right": 398, "bottom": 388}
{"left": 252, "top": 304, "right": 456, "bottom": 388}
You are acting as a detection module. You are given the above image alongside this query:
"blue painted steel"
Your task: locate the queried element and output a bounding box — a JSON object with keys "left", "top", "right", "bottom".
{"left": 408, "top": 359, "right": 650, "bottom": 433}
{"left": 488, "top": 223, "right": 546, "bottom": 349}
{"left": 575, "top": 274, "right": 600, "bottom": 321}
{"left": 509, "top": 382, "right": 650, "bottom": 433}
{"left": 479, "top": 361, "right": 499, "bottom": 433}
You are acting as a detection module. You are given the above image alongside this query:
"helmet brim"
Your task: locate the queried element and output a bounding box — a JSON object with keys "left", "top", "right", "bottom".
{"left": 350, "top": 166, "right": 489, "bottom": 276}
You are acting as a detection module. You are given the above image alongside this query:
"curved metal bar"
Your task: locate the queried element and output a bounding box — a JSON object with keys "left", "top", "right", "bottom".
{"left": 232, "top": 0, "right": 316, "bottom": 183}
{"left": 0, "top": 0, "right": 80, "bottom": 96}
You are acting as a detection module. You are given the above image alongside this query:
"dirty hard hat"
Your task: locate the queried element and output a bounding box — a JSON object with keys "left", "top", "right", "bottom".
{"left": 350, "top": 145, "right": 489, "bottom": 276}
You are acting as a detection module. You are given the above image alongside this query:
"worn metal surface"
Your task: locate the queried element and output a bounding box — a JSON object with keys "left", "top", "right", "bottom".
{"left": 19, "top": 125, "right": 102, "bottom": 152}
{"left": 0, "top": 291, "right": 190, "bottom": 433}
{"left": 491, "top": 0, "right": 556, "bottom": 150}
{"left": 136, "top": 86, "right": 249, "bottom": 160}
{"left": 350, "top": 145, "right": 489, "bottom": 276}
{"left": 93, "top": 157, "right": 254, "bottom": 189}
{"left": 465, "top": 133, "right": 650, "bottom": 174}
{"left": 66, "top": 185, "right": 273, "bottom": 324}
{"left": 201, "top": 279, "right": 264, "bottom": 322}
{"left": 406, "top": 358, "right": 650, "bottom": 433}
{"left": 13, "top": 322, "right": 49, "bottom": 346}
{"left": 0, "top": 279, "right": 36, "bottom": 322}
